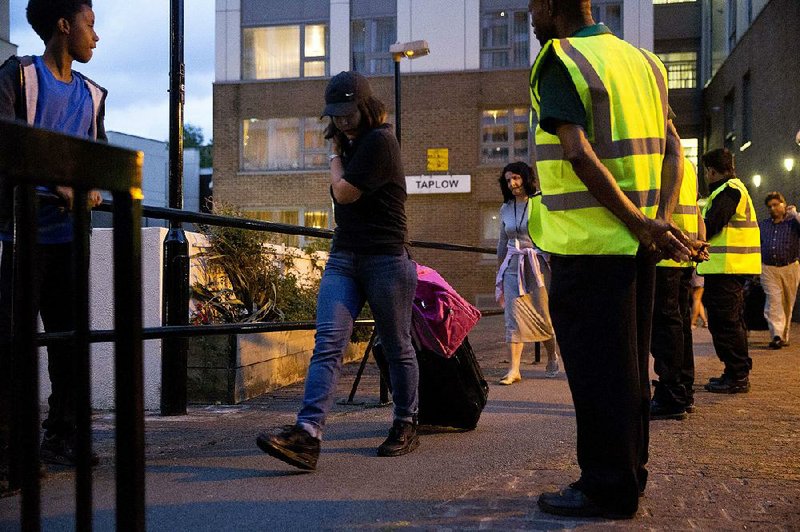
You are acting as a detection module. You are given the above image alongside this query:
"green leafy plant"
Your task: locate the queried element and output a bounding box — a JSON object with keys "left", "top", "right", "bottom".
{"left": 190, "top": 204, "right": 323, "bottom": 325}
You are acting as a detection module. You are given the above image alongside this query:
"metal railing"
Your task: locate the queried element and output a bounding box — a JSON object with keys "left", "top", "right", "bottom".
{"left": 1, "top": 119, "right": 144, "bottom": 530}
{"left": 2, "top": 119, "right": 512, "bottom": 531}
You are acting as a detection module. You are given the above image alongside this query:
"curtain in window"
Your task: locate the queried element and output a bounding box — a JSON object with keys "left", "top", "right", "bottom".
{"left": 243, "top": 26, "right": 301, "bottom": 79}
{"left": 265, "top": 118, "right": 301, "bottom": 170}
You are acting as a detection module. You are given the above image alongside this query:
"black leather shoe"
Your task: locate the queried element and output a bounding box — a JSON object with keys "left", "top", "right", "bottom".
{"left": 685, "top": 397, "right": 696, "bottom": 413}
{"left": 704, "top": 376, "right": 750, "bottom": 394}
{"left": 769, "top": 336, "right": 783, "bottom": 349}
{"left": 537, "top": 486, "right": 636, "bottom": 519}
{"left": 40, "top": 435, "right": 100, "bottom": 467}
{"left": 256, "top": 425, "right": 320, "bottom": 471}
{"left": 650, "top": 399, "right": 687, "bottom": 420}
{"left": 708, "top": 373, "right": 726, "bottom": 385}
{"left": 377, "top": 420, "right": 419, "bottom": 457}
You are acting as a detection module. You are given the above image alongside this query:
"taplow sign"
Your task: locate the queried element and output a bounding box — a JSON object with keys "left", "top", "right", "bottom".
{"left": 406, "top": 175, "right": 471, "bottom": 194}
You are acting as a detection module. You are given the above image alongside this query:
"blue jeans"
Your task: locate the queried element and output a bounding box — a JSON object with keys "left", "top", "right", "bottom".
{"left": 297, "top": 250, "right": 418, "bottom": 438}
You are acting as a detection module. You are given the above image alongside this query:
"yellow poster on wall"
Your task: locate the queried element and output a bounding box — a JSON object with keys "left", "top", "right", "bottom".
{"left": 426, "top": 148, "right": 449, "bottom": 172}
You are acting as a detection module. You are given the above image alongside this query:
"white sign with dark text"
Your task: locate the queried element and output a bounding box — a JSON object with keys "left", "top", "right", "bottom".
{"left": 405, "top": 175, "right": 471, "bottom": 194}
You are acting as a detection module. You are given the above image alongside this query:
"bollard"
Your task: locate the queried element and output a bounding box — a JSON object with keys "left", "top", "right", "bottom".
{"left": 161, "top": 228, "right": 189, "bottom": 415}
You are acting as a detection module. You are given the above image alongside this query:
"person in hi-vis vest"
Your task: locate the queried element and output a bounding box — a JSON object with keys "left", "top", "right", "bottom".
{"left": 527, "top": 0, "right": 700, "bottom": 520}
{"left": 650, "top": 159, "right": 708, "bottom": 421}
{"left": 697, "top": 148, "right": 761, "bottom": 394}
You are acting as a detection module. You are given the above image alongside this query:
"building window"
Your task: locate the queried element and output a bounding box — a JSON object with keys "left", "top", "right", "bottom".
{"left": 351, "top": 17, "right": 396, "bottom": 74}
{"left": 723, "top": 89, "right": 736, "bottom": 151}
{"left": 242, "top": 208, "right": 330, "bottom": 249}
{"left": 681, "top": 138, "right": 699, "bottom": 170}
{"left": 242, "top": 24, "right": 327, "bottom": 80}
{"left": 741, "top": 72, "right": 752, "bottom": 145}
{"left": 480, "top": 8, "right": 530, "bottom": 69}
{"left": 481, "top": 108, "right": 530, "bottom": 165}
{"left": 241, "top": 117, "right": 327, "bottom": 171}
{"left": 592, "top": 1, "right": 622, "bottom": 37}
{"left": 657, "top": 51, "right": 697, "bottom": 89}
{"left": 727, "top": 0, "right": 737, "bottom": 52}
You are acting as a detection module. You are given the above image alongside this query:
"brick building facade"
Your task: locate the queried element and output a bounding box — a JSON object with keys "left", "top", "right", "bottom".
{"left": 212, "top": 0, "right": 656, "bottom": 304}
{"left": 702, "top": 0, "right": 800, "bottom": 218}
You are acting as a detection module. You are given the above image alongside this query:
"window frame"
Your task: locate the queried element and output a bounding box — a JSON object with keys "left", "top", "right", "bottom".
{"left": 241, "top": 207, "right": 331, "bottom": 249}
{"left": 657, "top": 51, "right": 698, "bottom": 90}
{"left": 479, "top": 8, "right": 530, "bottom": 70}
{"left": 240, "top": 117, "right": 328, "bottom": 172}
{"left": 241, "top": 22, "right": 329, "bottom": 81}
{"left": 350, "top": 15, "right": 396, "bottom": 75}
{"left": 741, "top": 72, "right": 752, "bottom": 145}
{"left": 480, "top": 107, "right": 532, "bottom": 166}
{"left": 591, "top": 0, "right": 623, "bottom": 37}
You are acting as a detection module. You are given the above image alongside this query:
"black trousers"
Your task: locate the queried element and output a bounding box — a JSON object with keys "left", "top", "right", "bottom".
{"left": 702, "top": 274, "right": 751, "bottom": 379}
{"left": 0, "top": 240, "right": 77, "bottom": 453}
{"left": 650, "top": 267, "right": 695, "bottom": 406}
{"left": 549, "top": 249, "right": 656, "bottom": 514}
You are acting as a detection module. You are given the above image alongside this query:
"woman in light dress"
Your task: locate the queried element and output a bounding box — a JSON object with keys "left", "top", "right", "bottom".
{"left": 495, "top": 162, "right": 559, "bottom": 384}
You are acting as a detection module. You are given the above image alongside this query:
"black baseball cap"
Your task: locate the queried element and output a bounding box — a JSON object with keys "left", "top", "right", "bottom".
{"left": 321, "top": 71, "right": 372, "bottom": 117}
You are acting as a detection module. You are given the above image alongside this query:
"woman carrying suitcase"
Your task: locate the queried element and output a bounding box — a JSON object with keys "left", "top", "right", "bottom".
{"left": 495, "top": 162, "right": 560, "bottom": 384}
{"left": 256, "top": 72, "right": 419, "bottom": 470}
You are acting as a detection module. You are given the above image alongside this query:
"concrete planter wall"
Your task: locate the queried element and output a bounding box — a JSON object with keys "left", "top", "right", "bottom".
{"left": 187, "top": 330, "right": 367, "bottom": 404}
{"left": 36, "top": 227, "right": 351, "bottom": 411}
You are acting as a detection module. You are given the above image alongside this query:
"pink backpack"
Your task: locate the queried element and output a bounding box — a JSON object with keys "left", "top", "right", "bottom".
{"left": 412, "top": 262, "right": 482, "bottom": 358}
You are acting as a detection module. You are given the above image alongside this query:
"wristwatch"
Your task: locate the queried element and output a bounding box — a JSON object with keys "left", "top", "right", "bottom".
{"left": 328, "top": 153, "right": 340, "bottom": 161}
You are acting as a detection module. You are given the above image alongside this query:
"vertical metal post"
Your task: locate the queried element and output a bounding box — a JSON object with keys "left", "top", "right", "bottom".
{"left": 162, "top": 0, "right": 190, "bottom": 416}
{"left": 112, "top": 191, "right": 145, "bottom": 532}
{"left": 394, "top": 59, "right": 401, "bottom": 145}
{"left": 12, "top": 185, "right": 40, "bottom": 529}
{"left": 72, "top": 190, "right": 93, "bottom": 531}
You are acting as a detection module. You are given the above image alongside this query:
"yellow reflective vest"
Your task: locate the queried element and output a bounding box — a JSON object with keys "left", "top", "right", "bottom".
{"left": 528, "top": 33, "right": 669, "bottom": 256}
{"left": 658, "top": 159, "right": 699, "bottom": 268}
{"left": 697, "top": 177, "right": 761, "bottom": 275}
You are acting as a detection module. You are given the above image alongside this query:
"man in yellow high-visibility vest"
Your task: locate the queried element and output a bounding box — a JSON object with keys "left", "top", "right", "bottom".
{"left": 528, "top": 0, "right": 694, "bottom": 519}
{"left": 650, "top": 160, "right": 706, "bottom": 421}
{"left": 697, "top": 148, "right": 761, "bottom": 393}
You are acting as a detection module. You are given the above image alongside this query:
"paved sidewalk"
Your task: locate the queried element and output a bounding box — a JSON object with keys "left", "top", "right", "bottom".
{"left": 1, "top": 316, "right": 798, "bottom": 530}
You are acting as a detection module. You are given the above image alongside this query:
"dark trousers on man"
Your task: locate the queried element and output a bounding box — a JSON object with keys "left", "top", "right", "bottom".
{"left": 702, "top": 274, "right": 751, "bottom": 379}
{"left": 0, "top": 241, "right": 77, "bottom": 483}
{"left": 549, "top": 248, "right": 656, "bottom": 514}
{"left": 650, "top": 267, "right": 695, "bottom": 408}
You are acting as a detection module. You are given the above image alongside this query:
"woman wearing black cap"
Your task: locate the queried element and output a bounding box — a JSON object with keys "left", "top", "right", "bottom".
{"left": 257, "top": 71, "right": 419, "bottom": 470}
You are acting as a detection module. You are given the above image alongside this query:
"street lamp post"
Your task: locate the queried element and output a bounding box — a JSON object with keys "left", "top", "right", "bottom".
{"left": 389, "top": 40, "right": 430, "bottom": 145}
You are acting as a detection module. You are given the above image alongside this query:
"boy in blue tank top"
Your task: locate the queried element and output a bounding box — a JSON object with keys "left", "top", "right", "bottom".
{"left": 0, "top": 0, "right": 106, "bottom": 493}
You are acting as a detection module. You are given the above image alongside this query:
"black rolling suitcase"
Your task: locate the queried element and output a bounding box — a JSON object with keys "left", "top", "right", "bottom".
{"left": 743, "top": 277, "right": 769, "bottom": 331}
{"left": 374, "top": 337, "right": 489, "bottom": 431}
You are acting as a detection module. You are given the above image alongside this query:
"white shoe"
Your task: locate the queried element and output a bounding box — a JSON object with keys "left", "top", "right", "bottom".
{"left": 545, "top": 358, "right": 560, "bottom": 378}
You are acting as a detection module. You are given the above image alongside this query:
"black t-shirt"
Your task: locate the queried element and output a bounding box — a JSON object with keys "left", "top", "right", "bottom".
{"left": 332, "top": 124, "right": 408, "bottom": 255}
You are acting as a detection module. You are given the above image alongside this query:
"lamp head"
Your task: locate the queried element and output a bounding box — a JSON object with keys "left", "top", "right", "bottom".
{"left": 390, "top": 40, "right": 430, "bottom": 61}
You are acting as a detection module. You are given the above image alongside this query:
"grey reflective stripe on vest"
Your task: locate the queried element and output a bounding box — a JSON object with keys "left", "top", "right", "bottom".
{"left": 708, "top": 246, "right": 761, "bottom": 254}
{"left": 539, "top": 41, "right": 667, "bottom": 162}
{"left": 674, "top": 204, "right": 698, "bottom": 215}
{"left": 541, "top": 188, "right": 660, "bottom": 211}
{"left": 559, "top": 40, "right": 613, "bottom": 149}
{"left": 536, "top": 137, "right": 666, "bottom": 162}
{"left": 638, "top": 49, "right": 669, "bottom": 131}
{"left": 728, "top": 220, "right": 759, "bottom": 228}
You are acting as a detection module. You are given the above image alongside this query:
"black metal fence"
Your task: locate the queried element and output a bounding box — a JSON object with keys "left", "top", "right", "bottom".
{"left": 1, "top": 119, "right": 510, "bottom": 530}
